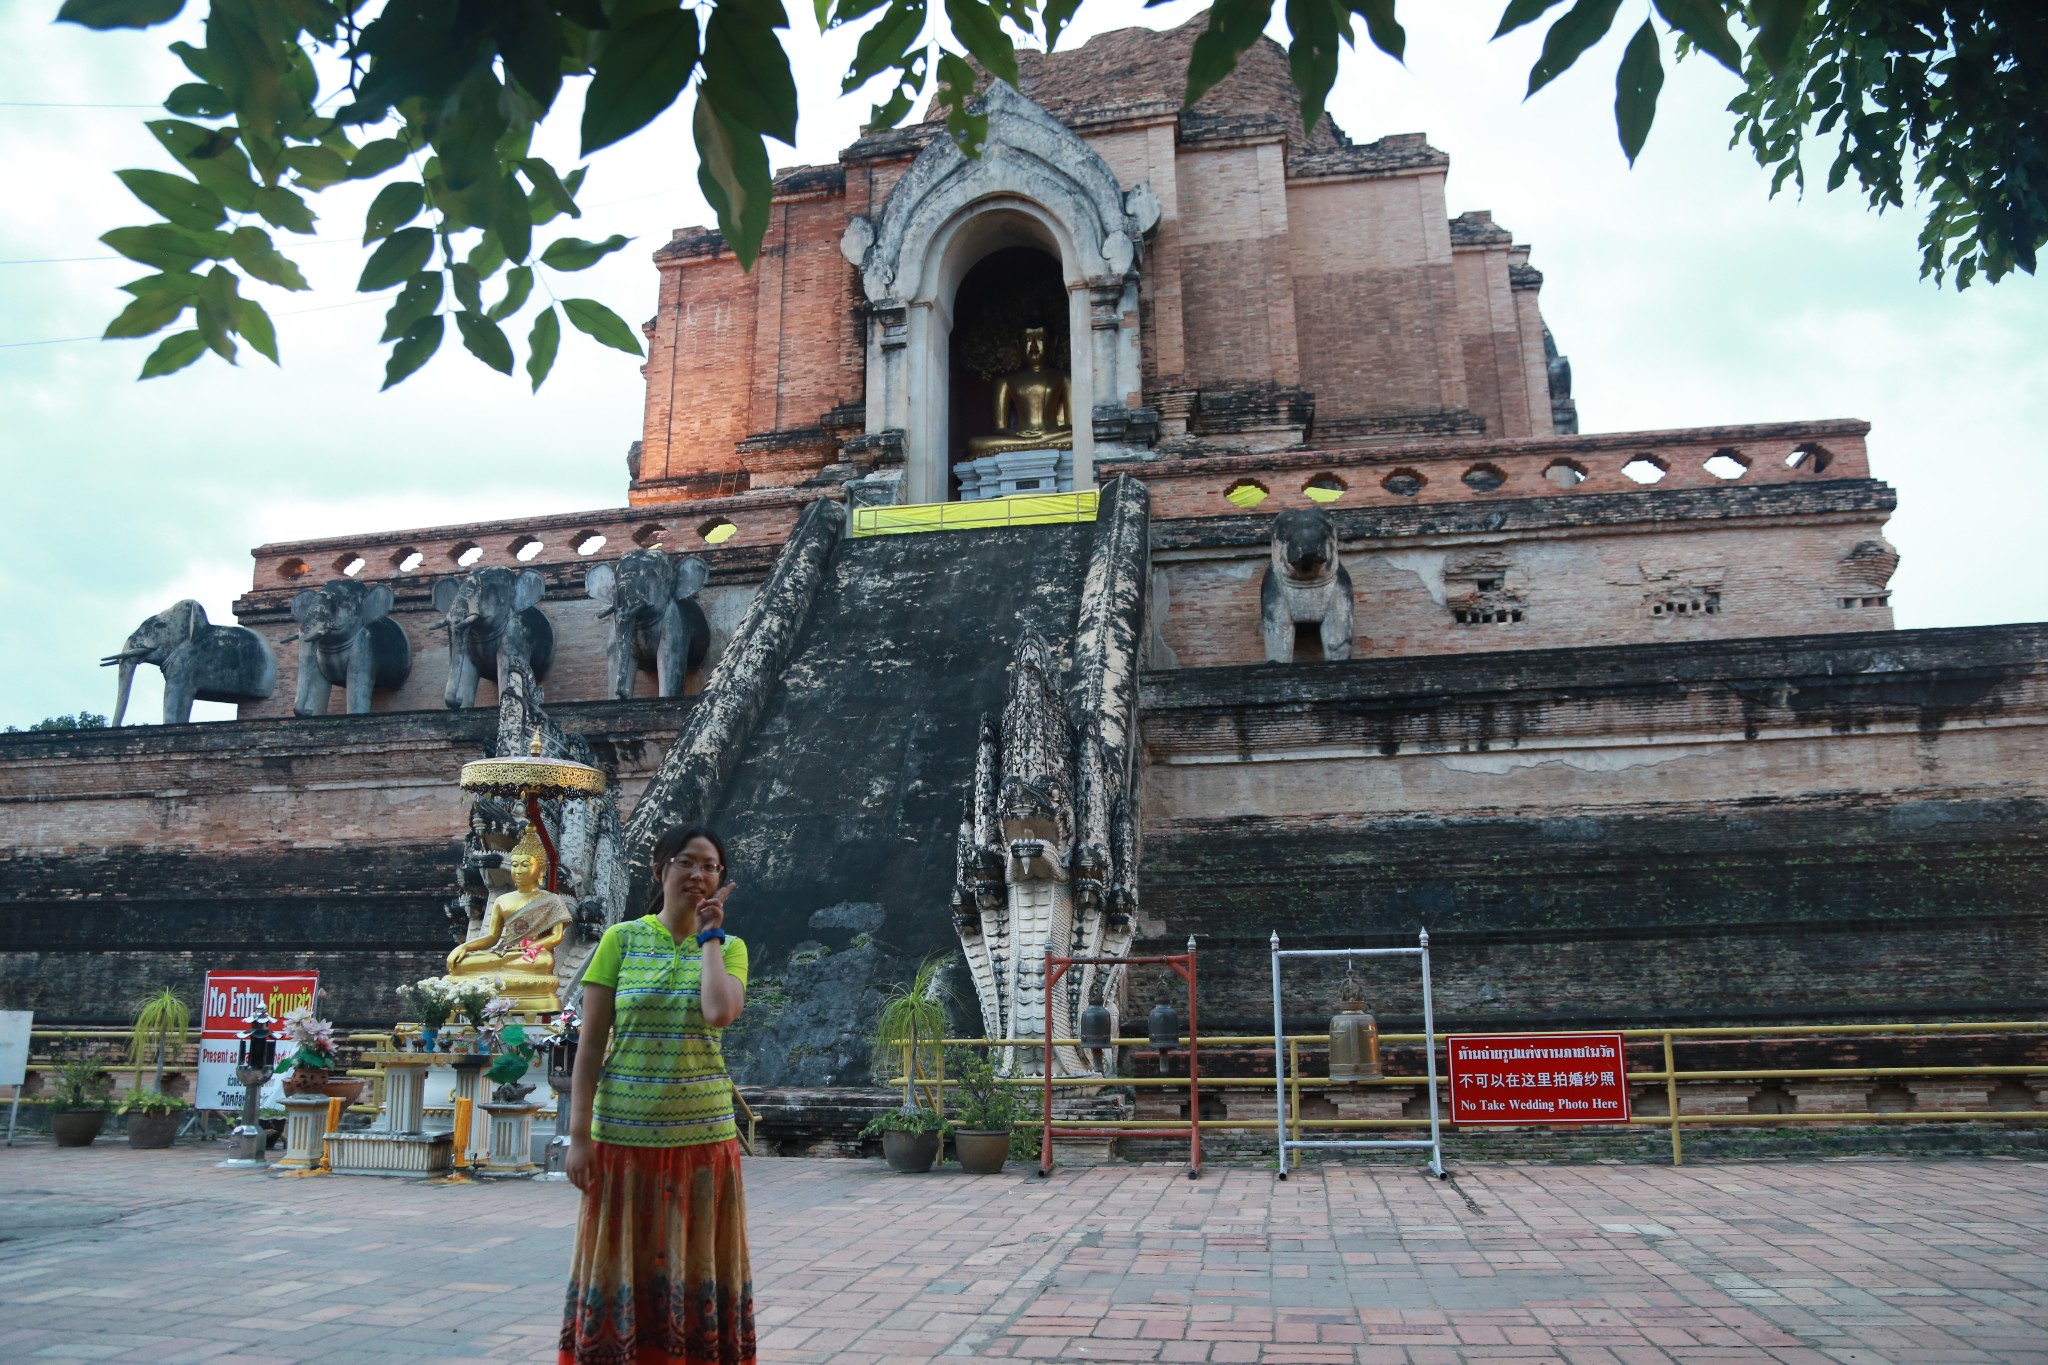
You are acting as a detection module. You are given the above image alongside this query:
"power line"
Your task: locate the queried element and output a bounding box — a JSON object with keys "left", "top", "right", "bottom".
{"left": 0, "top": 184, "right": 687, "bottom": 267}
{"left": 0, "top": 101, "right": 164, "bottom": 108}
{"left": 0, "top": 295, "right": 383, "bottom": 350}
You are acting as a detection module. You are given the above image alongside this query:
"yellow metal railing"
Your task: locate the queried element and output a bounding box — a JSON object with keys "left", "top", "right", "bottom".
{"left": 889, "top": 1022, "right": 2048, "bottom": 1166}
{"left": 850, "top": 490, "right": 1099, "bottom": 538}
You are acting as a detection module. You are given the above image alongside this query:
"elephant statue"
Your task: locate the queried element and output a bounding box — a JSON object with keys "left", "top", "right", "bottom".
{"left": 431, "top": 566, "right": 554, "bottom": 709}
{"left": 102, "top": 599, "right": 276, "bottom": 725}
{"left": 288, "top": 579, "right": 413, "bottom": 716}
{"left": 584, "top": 549, "right": 711, "bottom": 699}
{"left": 1261, "top": 506, "right": 1355, "bottom": 663}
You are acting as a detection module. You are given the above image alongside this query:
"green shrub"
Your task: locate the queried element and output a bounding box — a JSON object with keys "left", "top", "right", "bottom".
{"left": 946, "top": 1048, "right": 1025, "bottom": 1132}
{"left": 117, "top": 1090, "right": 192, "bottom": 1117}
{"left": 858, "top": 1107, "right": 947, "bottom": 1138}
{"left": 49, "top": 1056, "right": 111, "bottom": 1111}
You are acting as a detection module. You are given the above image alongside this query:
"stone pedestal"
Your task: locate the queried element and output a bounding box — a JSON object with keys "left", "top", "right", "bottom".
{"left": 1330, "top": 1088, "right": 1414, "bottom": 1121}
{"left": 953, "top": 448, "right": 1073, "bottom": 501}
{"left": 482, "top": 1103, "right": 542, "bottom": 1174}
{"left": 325, "top": 1131, "right": 455, "bottom": 1177}
{"left": 369, "top": 1052, "right": 433, "bottom": 1133}
{"left": 278, "top": 1094, "right": 333, "bottom": 1170}
{"left": 1677, "top": 1084, "right": 1760, "bottom": 1116}
{"left": 1786, "top": 1081, "right": 1871, "bottom": 1114}
{"left": 1907, "top": 1081, "right": 1994, "bottom": 1112}
{"left": 451, "top": 1057, "right": 490, "bottom": 1164}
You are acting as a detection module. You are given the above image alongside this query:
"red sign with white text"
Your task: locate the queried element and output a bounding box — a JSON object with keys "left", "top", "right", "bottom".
{"left": 1447, "top": 1032, "right": 1631, "bottom": 1125}
{"left": 195, "top": 971, "right": 319, "bottom": 1111}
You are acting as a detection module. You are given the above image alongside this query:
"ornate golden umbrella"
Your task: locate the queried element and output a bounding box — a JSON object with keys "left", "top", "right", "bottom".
{"left": 459, "top": 731, "right": 606, "bottom": 892}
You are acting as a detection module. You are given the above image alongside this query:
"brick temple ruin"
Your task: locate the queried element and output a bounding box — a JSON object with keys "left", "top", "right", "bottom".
{"left": 4, "top": 18, "right": 2044, "bottom": 1121}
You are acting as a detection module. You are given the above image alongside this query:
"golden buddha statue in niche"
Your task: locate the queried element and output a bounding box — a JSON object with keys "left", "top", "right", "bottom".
{"left": 445, "top": 828, "right": 573, "bottom": 1014}
{"left": 966, "top": 326, "right": 1072, "bottom": 456}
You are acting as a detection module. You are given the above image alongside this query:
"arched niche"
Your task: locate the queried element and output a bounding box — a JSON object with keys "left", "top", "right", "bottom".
{"left": 842, "top": 82, "right": 1159, "bottom": 505}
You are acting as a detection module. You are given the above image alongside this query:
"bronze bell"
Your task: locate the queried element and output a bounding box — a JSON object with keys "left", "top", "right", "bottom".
{"left": 1079, "top": 1003, "right": 1114, "bottom": 1048}
{"left": 1147, "top": 1003, "right": 1181, "bottom": 1049}
{"left": 1328, "top": 961, "right": 1382, "bottom": 1083}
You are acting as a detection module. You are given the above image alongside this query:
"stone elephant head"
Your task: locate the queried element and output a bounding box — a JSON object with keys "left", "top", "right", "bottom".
{"left": 102, "top": 599, "right": 276, "bottom": 725}
{"left": 289, "top": 579, "right": 412, "bottom": 716}
{"left": 431, "top": 566, "right": 554, "bottom": 709}
{"left": 584, "top": 549, "right": 711, "bottom": 699}
{"left": 1261, "top": 506, "right": 1354, "bottom": 663}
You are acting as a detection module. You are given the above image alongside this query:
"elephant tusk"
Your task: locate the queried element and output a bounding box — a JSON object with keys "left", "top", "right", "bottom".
{"left": 279, "top": 633, "right": 299, "bottom": 644}
{"left": 596, "top": 606, "right": 615, "bottom": 619}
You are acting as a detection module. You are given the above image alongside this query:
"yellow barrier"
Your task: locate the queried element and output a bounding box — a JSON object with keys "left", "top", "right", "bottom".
{"left": 912, "top": 1022, "right": 2048, "bottom": 1166}
{"left": 850, "top": 490, "right": 1099, "bottom": 538}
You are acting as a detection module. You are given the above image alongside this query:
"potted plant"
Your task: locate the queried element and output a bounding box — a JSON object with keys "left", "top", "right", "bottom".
{"left": 946, "top": 1049, "right": 1023, "bottom": 1174}
{"left": 398, "top": 977, "right": 457, "bottom": 1051}
{"left": 274, "top": 1004, "right": 343, "bottom": 1095}
{"left": 48, "top": 1055, "right": 111, "bottom": 1147}
{"left": 870, "top": 956, "right": 952, "bottom": 1110}
{"left": 859, "top": 1106, "right": 947, "bottom": 1173}
{"left": 117, "top": 1089, "right": 191, "bottom": 1148}
{"left": 128, "top": 986, "right": 191, "bottom": 1094}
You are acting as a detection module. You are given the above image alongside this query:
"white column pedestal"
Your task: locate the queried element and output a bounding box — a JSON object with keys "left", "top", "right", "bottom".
{"left": 278, "top": 1094, "right": 332, "bottom": 1170}
{"left": 482, "top": 1103, "right": 542, "bottom": 1174}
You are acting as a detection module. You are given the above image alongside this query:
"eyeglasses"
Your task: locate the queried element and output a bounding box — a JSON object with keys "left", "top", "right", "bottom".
{"left": 664, "top": 857, "right": 723, "bottom": 877}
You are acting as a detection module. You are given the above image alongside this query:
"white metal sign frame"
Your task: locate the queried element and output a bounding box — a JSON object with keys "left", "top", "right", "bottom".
{"left": 1270, "top": 929, "right": 1444, "bottom": 1179}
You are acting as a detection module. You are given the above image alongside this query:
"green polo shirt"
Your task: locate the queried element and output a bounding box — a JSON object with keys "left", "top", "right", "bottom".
{"left": 581, "top": 915, "right": 750, "bottom": 1148}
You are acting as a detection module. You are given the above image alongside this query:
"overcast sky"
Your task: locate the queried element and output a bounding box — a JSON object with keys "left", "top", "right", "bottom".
{"left": 3, "top": 1, "right": 2042, "bottom": 729}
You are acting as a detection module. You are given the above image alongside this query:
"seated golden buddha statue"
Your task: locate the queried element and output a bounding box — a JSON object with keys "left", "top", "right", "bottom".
{"left": 966, "top": 326, "right": 1072, "bottom": 456}
{"left": 446, "top": 828, "right": 573, "bottom": 1015}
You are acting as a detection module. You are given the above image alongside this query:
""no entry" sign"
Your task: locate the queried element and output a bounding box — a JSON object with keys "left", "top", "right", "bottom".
{"left": 1447, "top": 1032, "right": 1631, "bottom": 1125}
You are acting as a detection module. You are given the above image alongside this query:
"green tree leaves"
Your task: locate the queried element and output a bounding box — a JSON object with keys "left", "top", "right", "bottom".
{"left": 539, "top": 235, "right": 632, "bottom": 271}
{"left": 1614, "top": 19, "right": 1663, "bottom": 164}
{"left": 694, "top": 89, "right": 773, "bottom": 268}
{"left": 358, "top": 227, "right": 436, "bottom": 292}
{"left": 563, "top": 298, "right": 644, "bottom": 355}
{"left": 56, "top": 0, "right": 184, "bottom": 30}
{"left": 527, "top": 306, "right": 562, "bottom": 392}
{"left": 581, "top": 8, "right": 701, "bottom": 154}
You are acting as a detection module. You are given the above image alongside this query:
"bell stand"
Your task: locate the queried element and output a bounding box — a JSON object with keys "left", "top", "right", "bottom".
{"left": 1270, "top": 929, "right": 1445, "bottom": 1179}
{"left": 1040, "top": 938, "right": 1201, "bottom": 1179}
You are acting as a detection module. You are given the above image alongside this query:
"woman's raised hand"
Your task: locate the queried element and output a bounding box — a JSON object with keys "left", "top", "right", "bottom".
{"left": 695, "top": 881, "right": 735, "bottom": 936}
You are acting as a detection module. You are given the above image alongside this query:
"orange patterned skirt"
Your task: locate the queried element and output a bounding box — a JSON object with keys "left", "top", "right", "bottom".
{"left": 559, "top": 1139, "right": 756, "bottom": 1365}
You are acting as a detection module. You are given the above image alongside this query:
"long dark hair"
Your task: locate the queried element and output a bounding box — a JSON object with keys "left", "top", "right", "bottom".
{"left": 646, "top": 825, "right": 730, "bottom": 915}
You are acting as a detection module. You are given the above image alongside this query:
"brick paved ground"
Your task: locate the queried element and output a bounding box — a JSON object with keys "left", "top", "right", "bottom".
{"left": 2, "top": 1146, "right": 2043, "bottom": 1363}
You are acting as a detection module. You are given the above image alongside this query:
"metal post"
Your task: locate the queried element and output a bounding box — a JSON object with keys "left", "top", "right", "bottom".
{"left": 1040, "top": 942, "right": 1056, "bottom": 1177}
{"left": 1288, "top": 1038, "right": 1302, "bottom": 1148}
{"left": 6, "top": 1087, "right": 18, "bottom": 1146}
{"left": 1419, "top": 928, "right": 1444, "bottom": 1178}
{"left": 1185, "top": 935, "right": 1201, "bottom": 1179}
{"left": 1270, "top": 932, "right": 1288, "bottom": 1178}
{"left": 1663, "top": 1031, "right": 1682, "bottom": 1166}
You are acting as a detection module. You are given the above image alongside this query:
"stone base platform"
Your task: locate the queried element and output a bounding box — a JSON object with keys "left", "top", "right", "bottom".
{"left": 325, "top": 1131, "right": 455, "bottom": 1177}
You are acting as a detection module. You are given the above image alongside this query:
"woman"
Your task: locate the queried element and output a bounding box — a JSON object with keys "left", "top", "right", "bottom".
{"left": 560, "top": 825, "right": 755, "bottom": 1365}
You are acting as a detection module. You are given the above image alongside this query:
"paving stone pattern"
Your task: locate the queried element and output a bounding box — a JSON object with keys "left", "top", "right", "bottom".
{"left": 1, "top": 1147, "right": 2043, "bottom": 1363}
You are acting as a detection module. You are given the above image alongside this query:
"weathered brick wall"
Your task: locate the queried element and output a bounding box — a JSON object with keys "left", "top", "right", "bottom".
{"left": 0, "top": 702, "right": 684, "bottom": 1023}
{"left": 1133, "top": 625, "right": 2048, "bottom": 1032}
{"left": 1289, "top": 173, "right": 1468, "bottom": 426}
{"left": 230, "top": 503, "right": 807, "bottom": 719}
{"left": 1452, "top": 236, "right": 1530, "bottom": 437}
{"left": 1151, "top": 492, "right": 1896, "bottom": 666}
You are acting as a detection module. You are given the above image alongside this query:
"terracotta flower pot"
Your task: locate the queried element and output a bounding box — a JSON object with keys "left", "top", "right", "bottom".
{"left": 323, "top": 1077, "right": 369, "bottom": 1106}
{"left": 126, "top": 1112, "right": 179, "bottom": 1149}
{"left": 880, "top": 1128, "right": 939, "bottom": 1173}
{"left": 282, "top": 1066, "right": 330, "bottom": 1096}
{"left": 953, "top": 1130, "right": 1011, "bottom": 1175}
{"left": 52, "top": 1109, "right": 106, "bottom": 1148}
